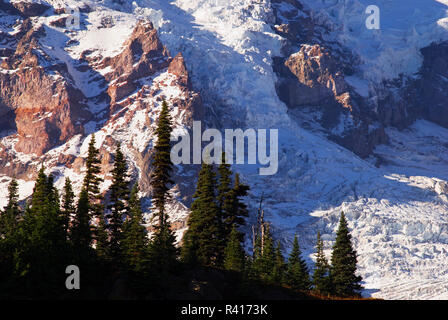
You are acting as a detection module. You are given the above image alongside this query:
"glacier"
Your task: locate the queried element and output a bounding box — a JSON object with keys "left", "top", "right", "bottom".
{"left": 2, "top": 0, "right": 448, "bottom": 299}
{"left": 130, "top": 0, "right": 448, "bottom": 299}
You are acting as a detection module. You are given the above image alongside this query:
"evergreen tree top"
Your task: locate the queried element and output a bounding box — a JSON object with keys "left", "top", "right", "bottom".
{"left": 287, "top": 235, "right": 302, "bottom": 266}
{"left": 5, "top": 178, "right": 19, "bottom": 211}
{"left": 330, "top": 211, "right": 363, "bottom": 297}
{"left": 151, "top": 99, "right": 175, "bottom": 225}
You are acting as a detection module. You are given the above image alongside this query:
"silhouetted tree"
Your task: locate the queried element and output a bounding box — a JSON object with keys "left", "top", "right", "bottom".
{"left": 330, "top": 212, "right": 363, "bottom": 297}
{"left": 285, "top": 235, "right": 311, "bottom": 291}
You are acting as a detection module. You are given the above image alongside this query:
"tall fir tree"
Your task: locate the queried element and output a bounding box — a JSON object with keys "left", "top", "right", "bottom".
{"left": 17, "top": 168, "right": 68, "bottom": 295}
{"left": 223, "top": 226, "right": 245, "bottom": 272}
{"left": 272, "top": 241, "right": 286, "bottom": 284}
{"left": 251, "top": 225, "right": 276, "bottom": 282}
{"left": 217, "top": 153, "right": 233, "bottom": 261}
{"left": 150, "top": 100, "right": 174, "bottom": 225}
{"left": 70, "top": 188, "right": 92, "bottom": 253}
{"left": 0, "top": 179, "right": 21, "bottom": 240}
{"left": 0, "top": 179, "right": 22, "bottom": 287}
{"left": 182, "top": 163, "right": 221, "bottom": 267}
{"left": 217, "top": 157, "right": 250, "bottom": 245}
{"left": 107, "top": 143, "right": 130, "bottom": 261}
{"left": 216, "top": 155, "right": 251, "bottom": 265}
{"left": 285, "top": 235, "right": 311, "bottom": 291}
{"left": 148, "top": 100, "right": 178, "bottom": 270}
{"left": 249, "top": 232, "right": 263, "bottom": 280}
{"left": 95, "top": 214, "right": 110, "bottom": 262}
{"left": 61, "top": 178, "right": 75, "bottom": 239}
{"left": 82, "top": 134, "right": 104, "bottom": 219}
{"left": 122, "top": 183, "right": 148, "bottom": 273}
{"left": 312, "top": 231, "right": 332, "bottom": 295}
{"left": 217, "top": 153, "right": 232, "bottom": 213}
{"left": 330, "top": 212, "right": 363, "bottom": 297}
{"left": 230, "top": 173, "right": 250, "bottom": 233}
{"left": 71, "top": 134, "right": 104, "bottom": 259}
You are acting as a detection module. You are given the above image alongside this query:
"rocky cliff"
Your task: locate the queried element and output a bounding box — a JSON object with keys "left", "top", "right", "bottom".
{"left": 2, "top": 0, "right": 448, "bottom": 300}
{"left": 0, "top": 1, "right": 203, "bottom": 238}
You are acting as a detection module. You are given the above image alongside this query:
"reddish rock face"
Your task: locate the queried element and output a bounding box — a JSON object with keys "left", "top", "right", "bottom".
{"left": 284, "top": 45, "right": 350, "bottom": 108}
{"left": 0, "top": 24, "right": 88, "bottom": 156}
{"left": 271, "top": 2, "right": 391, "bottom": 159}
{"left": 168, "top": 53, "right": 191, "bottom": 89}
{"left": 103, "top": 21, "right": 171, "bottom": 107}
{"left": 0, "top": 13, "right": 203, "bottom": 196}
{"left": 103, "top": 21, "right": 204, "bottom": 123}
{"left": 103, "top": 20, "right": 170, "bottom": 82}
{"left": 168, "top": 53, "right": 204, "bottom": 123}
{"left": 275, "top": 43, "right": 387, "bottom": 158}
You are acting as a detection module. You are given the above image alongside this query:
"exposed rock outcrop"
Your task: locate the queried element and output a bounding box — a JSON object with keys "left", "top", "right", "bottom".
{"left": 271, "top": 2, "right": 390, "bottom": 158}
{"left": 275, "top": 43, "right": 387, "bottom": 158}
{"left": 11, "top": 0, "right": 50, "bottom": 18}
{"left": 0, "top": 23, "right": 88, "bottom": 156}
{"left": 103, "top": 21, "right": 171, "bottom": 108}
{"left": 283, "top": 45, "right": 350, "bottom": 108}
{"left": 415, "top": 42, "right": 448, "bottom": 128}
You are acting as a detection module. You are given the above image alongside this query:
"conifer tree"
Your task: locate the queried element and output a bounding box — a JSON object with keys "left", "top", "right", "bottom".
{"left": 285, "top": 235, "right": 311, "bottom": 291}
{"left": 95, "top": 215, "right": 110, "bottom": 262}
{"left": 150, "top": 100, "right": 174, "bottom": 225}
{"left": 182, "top": 163, "right": 221, "bottom": 266}
{"left": 218, "top": 154, "right": 249, "bottom": 231}
{"left": 249, "top": 233, "right": 263, "bottom": 280}
{"left": 330, "top": 212, "right": 363, "bottom": 297}
{"left": 0, "top": 179, "right": 22, "bottom": 283}
{"left": 148, "top": 223, "right": 178, "bottom": 272}
{"left": 217, "top": 153, "right": 232, "bottom": 213}
{"left": 23, "top": 169, "right": 65, "bottom": 247}
{"left": 0, "top": 179, "right": 21, "bottom": 239}
{"left": 217, "top": 153, "right": 233, "bottom": 261}
{"left": 122, "top": 183, "right": 148, "bottom": 273}
{"left": 312, "top": 232, "right": 332, "bottom": 295}
{"left": 70, "top": 189, "right": 92, "bottom": 252}
{"left": 71, "top": 135, "right": 104, "bottom": 258}
{"left": 82, "top": 134, "right": 104, "bottom": 219}
{"left": 216, "top": 156, "right": 251, "bottom": 263}
{"left": 107, "top": 143, "right": 130, "bottom": 261}
{"left": 224, "top": 226, "right": 245, "bottom": 272}
{"left": 61, "top": 178, "right": 75, "bottom": 238}
{"left": 148, "top": 100, "right": 178, "bottom": 270}
{"left": 251, "top": 225, "right": 276, "bottom": 282}
{"left": 272, "top": 241, "right": 286, "bottom": 284}
{"left": 18, "top": 168, "right": 67, "bottom": 295}
{"left": 230, "top": 174, "right": 250, "bottom": 232}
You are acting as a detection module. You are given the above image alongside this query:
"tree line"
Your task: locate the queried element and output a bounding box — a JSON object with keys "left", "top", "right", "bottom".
{"left": 0, "top": 100, "right": 363, "bottom": 299}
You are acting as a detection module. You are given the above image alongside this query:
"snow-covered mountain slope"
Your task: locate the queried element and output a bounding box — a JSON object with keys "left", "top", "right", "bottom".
{"left": 2, "top": 0, "right": 448, "bottom": 299}
{"left": 300, "top": 0, "right": 448, "bottom": 82}
{"left": 134, "top": 1, "right": 448, "bottom": 299}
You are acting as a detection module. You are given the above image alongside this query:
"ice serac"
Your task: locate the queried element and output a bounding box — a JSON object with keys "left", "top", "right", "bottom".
{"left": 2, "top": 0, "right": 448, "bottom": 300}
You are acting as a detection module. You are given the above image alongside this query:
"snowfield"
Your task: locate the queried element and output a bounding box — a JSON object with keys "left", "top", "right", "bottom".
{"left": 301, "top": 0, "right": 448, "bottom": 82}
{"left": 2, "top": 0, "right": 448, "bottom": 299}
